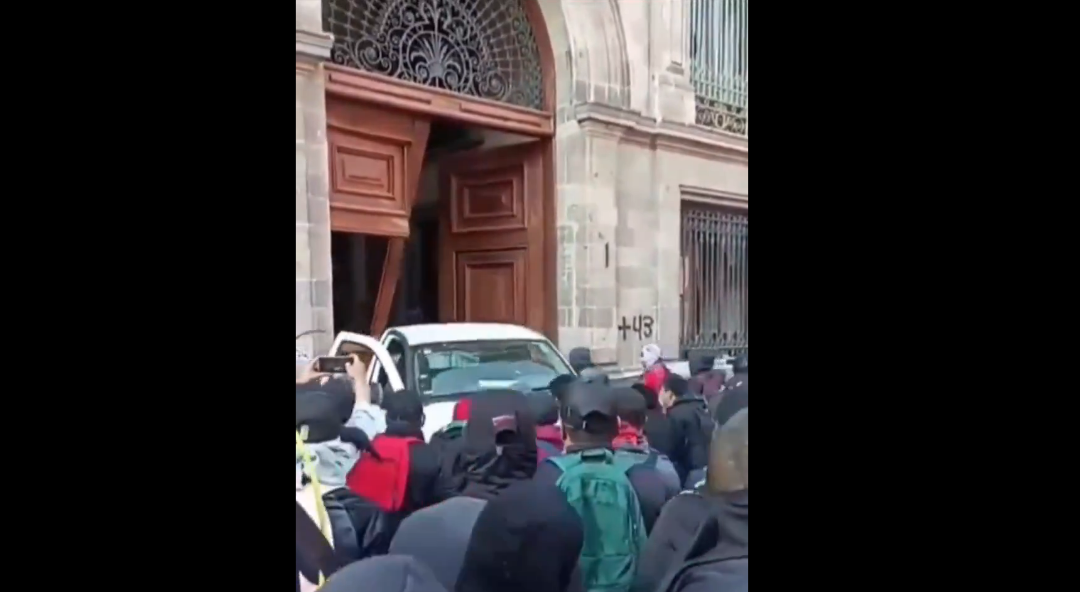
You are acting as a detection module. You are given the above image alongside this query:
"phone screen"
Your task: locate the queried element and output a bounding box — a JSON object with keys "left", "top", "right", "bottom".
{"left": 315, "top": 356, "right": 351, "bottom": 374}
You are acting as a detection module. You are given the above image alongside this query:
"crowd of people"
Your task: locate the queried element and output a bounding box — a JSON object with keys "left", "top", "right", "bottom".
{"left": 295, "top": 346, "right": 748, "bottom": 592}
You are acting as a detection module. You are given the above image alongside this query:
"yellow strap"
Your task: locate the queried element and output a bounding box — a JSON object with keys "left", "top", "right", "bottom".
{"left": 296, "top": 429, "right": 332, "bottom": 588}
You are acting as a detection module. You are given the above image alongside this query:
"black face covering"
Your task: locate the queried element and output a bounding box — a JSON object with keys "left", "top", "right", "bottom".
{"left": 455, "top": 390, "right": 538, "bottom": 501}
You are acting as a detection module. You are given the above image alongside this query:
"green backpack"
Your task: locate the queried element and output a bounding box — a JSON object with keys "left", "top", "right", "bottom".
{"left": 551, "top": 448, "right": 647, "bottom": 592}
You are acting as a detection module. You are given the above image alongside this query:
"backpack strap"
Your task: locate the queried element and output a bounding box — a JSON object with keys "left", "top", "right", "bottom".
{"left": 296, "top": 501, "right": 339, "bottom": 585}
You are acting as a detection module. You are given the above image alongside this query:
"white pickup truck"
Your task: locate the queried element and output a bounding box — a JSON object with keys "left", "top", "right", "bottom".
{"left": 327, "top": 323, "right": 576, "bottom": 440}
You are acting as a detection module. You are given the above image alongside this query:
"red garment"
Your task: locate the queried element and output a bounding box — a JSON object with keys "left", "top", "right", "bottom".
{"left": 643, "top": 363, "right": 669, "bottom": 395}
{"left": 535, "top": 424, "right": 564, "bottom": 453}
{"left": 452, "top": 398, "right": 472, "bottom": 421}
{"left": 612, "top": 423, "right": 645, "bottom": 448}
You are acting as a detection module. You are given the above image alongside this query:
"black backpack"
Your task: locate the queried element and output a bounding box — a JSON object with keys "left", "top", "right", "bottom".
{"left": 659, "top": 516, "right": 748, "bottom": 592}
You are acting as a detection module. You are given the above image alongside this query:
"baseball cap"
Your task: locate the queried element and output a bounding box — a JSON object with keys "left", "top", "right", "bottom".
{"left": 561, "top": 382, "right": 617, "bottom": 433}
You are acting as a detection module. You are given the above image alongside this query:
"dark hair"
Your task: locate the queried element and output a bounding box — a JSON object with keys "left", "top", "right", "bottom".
{"left": 548, "top": 374, "right": 576, "bottom": 405}
{"left": 614, "top": 388, "right": 647, "bottom": 428}
{"left": 663, "top": 374, "right": 690, "bottom": 399}
{"left": 630, "top": 382, "right": 659, "bottom": 410}
{"left": 381, "top": 388, "right": 424, "bottom": 424}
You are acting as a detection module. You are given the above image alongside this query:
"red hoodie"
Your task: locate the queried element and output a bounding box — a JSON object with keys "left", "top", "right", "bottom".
{"left": 643, "top": 363, "right": 670, "bottom": 395}
{"left": 535, "top": 424, "right": 564, "bottom": 456}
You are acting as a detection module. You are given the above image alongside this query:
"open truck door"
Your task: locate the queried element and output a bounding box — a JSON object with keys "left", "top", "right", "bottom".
{"left": 328, "top": 331, "right": 405, "bottom": 392}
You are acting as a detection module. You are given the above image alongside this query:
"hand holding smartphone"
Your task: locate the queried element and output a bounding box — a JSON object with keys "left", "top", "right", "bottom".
{"left": 313, "top": 356, "right": 352, "bottom": 374}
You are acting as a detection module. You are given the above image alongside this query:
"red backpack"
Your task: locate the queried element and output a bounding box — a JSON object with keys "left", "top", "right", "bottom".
{"left": 346, "top": 435, "right": 420, "bottom": 512}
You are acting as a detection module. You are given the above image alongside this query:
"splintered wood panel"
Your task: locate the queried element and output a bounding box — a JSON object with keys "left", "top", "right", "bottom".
{"left": 455, "top": 249, "right": 527, "bottom": 324}
{"left": 326, "top": 98, "right": 429, "bottom": 238}
{"left": 439, "top": 142, "right": 548, "bottom": 333}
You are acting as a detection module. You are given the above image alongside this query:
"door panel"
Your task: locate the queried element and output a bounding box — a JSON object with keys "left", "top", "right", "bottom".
{"left": 454, "top": 249, "right": 527, "bottom": 323}
{"left": 439, "top": 143, "right": 546, "bottom": 332}
{"left": 326, "top": 98, "right": 429, "bottom": 238}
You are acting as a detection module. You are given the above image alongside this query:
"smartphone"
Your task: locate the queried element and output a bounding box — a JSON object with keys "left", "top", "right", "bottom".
{"left": 314, "top": 356, "right": 352, "bottom": 374}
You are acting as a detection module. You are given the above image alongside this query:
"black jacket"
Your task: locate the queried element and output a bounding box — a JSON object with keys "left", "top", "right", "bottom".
{"left": 633, "top": 489, "right": 748, "bottom": 592}
{"left": 455, "top": 481, "right": 584, "bottom": 592}
{"left": 712, "top": 373, "right": 748, "bottom": 425}
{"left": 533, "top": 444, "right": 670, "bottom": 533}
{"left": 666, "top": 397, "right": 714, "bottom": 483}
{"left": 644, "top": 407, "right": 677, "bottom": 461}
{"left": 324, "top": 487, "right": 401, "bottom": 565}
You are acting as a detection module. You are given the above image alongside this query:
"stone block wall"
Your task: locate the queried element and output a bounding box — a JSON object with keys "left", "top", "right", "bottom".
{"left": 296, "top": 64, "right": 334, "bottom": 358}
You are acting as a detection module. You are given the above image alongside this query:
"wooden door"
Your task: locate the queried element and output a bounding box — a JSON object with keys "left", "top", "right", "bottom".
{"left": 439, "top": 142, "right": 548, "bottom": 332}
{"left": 326, "top": 98, "right": 430, "bottom": 237}
{"left": 326, "top": 97, "right": 430, "bottom": 336}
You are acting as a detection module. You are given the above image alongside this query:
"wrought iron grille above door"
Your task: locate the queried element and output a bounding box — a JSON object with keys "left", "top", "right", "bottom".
{"left": 323, "top": 0, "right": 545, "bottom": 110}
{"left": 680, "top": 203, "right": 748, "bottom": 356}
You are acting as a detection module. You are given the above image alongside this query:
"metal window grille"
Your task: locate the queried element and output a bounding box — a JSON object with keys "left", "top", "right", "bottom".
{"left": 680, "top": 203, "right": 748, "bottom": 356}
{"left": 690, "top": 0, "right": 748, "bottom": 135}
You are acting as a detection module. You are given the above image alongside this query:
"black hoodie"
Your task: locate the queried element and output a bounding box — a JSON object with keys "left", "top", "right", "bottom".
{"left": 633, "top": 489, "right": 748, "bottom": 592}
{"left": 320, "top": 555, "right": 449, "bottom": 592}
{"left": 666, "top": 396, "right": 714, "bottom": 484}
{"left": 446, "top": 391, "right": 538, "bottom": 501}
{"left": 455, "top": 482, "right": 585, "bottom": 592}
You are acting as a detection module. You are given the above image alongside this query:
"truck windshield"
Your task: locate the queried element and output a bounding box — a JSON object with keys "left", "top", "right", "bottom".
{"left": 414, "top": 340, "right": 572, "bottom": 397}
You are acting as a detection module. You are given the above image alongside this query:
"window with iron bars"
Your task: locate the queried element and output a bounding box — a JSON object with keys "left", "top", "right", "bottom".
{"left": 680, "top": 202, "right": 747, "bottom": 357}
{"left": 690, "top": 0, "right": 748, "bottom": 136}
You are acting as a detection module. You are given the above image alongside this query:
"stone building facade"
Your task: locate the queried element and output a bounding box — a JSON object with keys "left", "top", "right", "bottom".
{"left": 296, "top": 0, "right": 748, "bottom": 372}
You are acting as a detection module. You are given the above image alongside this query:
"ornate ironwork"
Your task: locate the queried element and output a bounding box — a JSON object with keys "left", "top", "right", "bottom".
{"left": 690, "top": 0, "right": 748, "bottom": 136}
{"left": 680, "top": 203, "right": 748, "bottom": 356}
{"left": 323, "top": 0, "right": 545, "bottom": 110}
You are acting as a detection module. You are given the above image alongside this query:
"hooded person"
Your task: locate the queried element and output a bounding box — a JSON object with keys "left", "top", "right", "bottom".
{"left": 567, "top": 347, "right": 594, "bottom": 373}
{"left": 455, "top": 481, "right": 585, "bottom": 592}
{"left": 633, "top": 382, "right": 676, "bottom": 461}
{"left": 296, "top": 386, "right": 398, "bottom": 591}
{"left": 612, "top": 387, "right": 681, "bottom": 497}
{"left": 450, "top": 390, "right": 538, "bottom": 501}
{"left": 686, "top": 351, "right": 726, "bottom": 410}
{"left": 641, "top": 344, "right": 671, "bottom": 395}
{"left": 711, "top": 354, "right": 747, "bottom": 424}
{"left": 659, "top": 374, "right": 714, "bottom": 486}
{"left": 319, "top": 555, "right": 449, "bottom": 592}
{"left": 633, "top": 408, "right": 748, "bottom": 592}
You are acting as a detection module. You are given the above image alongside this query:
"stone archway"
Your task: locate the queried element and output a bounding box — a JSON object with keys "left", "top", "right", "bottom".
{"left": 532, "top": 0, "right": 630, "bottom": 110}
{"left": 530, "top": 0, "right": 631, "bottom": 360}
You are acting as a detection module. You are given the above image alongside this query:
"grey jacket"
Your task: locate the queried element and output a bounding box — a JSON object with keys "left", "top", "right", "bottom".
{"left": 388, "top": 497, "right": 487, "bottom": 591}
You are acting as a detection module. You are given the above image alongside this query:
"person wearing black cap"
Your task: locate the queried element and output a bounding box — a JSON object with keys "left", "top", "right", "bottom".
{"left": 634, "top": 408, "right": 748, "bottom": 592}
{"left": 533, "top": 382, "right": 669, "bottom": 591}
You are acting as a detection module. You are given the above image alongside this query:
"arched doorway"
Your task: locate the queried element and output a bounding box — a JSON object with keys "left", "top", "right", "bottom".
{"left": 320, "top": 0, "right": 558, "bottom": 339}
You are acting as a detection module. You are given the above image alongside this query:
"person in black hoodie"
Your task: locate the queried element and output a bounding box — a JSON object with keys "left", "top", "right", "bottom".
{"left": 632, "top": 382, "right": 676, "bottom": 461}
{"left": 444, "top": 390, "right": 539, "bottom": 501}
{"left": 687, "top": 351, "right": 726, "bottom": 411}
{"left": 660, "top": 374, "right": 714, "bottom": 486}
{"left": 712, "top": 354, "right": 747, "bottom": 426}
{"left": 633, "top": 408, "right": 748, "bottom": 592}
{"left": 455, "top": 481, "right": 585, "bottom": 592}
{"left": 319, "top": 555, "right": 449, "bottom": 592}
